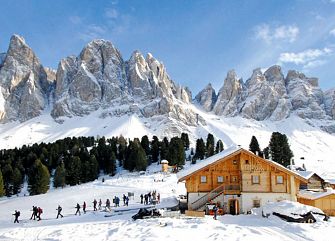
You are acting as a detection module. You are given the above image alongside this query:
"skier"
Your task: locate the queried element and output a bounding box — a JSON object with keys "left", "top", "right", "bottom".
{"left": 30, "top": 206, "right": 37, "bottom": 220}
{"left": 125, "top": 196, "right": 129, "bottom": 206}
{"left": 157, "top": 193, "right": 160, "bottom": 204}
{"left": 98, "top": 199, "right": 102, "bottom": 210}
{"left": 13, "top": 210, "right": 20, "bottom": 223}
{"left": 212, "top": 204, "right": 218, "bottom": 220}
{"left": 75, "top": 203, "right": 81, "bottom": 215}
{"left": 140, "top": 194, "right": 144, "bottom": 204}
{"left": 115, "top": 196, "right": 120, "bottom": 207}
{"left": 56, "top": 205, "right": 63, "bottom": 219}
{"left": 83, "top": 201, "right": 87, "bottom": 214}
{"left": 37, "top": 207, "right": 43, "bottom": 221}
{"left": 93, "top": 199, "right": 97, "bottom": 211}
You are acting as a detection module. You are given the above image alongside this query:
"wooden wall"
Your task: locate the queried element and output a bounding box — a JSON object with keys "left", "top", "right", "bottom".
{"left": 298, "top": 194, "right": 335, "bottom": 216}
{"left": 184, "top": 151, "right": 299, "bottom": 196}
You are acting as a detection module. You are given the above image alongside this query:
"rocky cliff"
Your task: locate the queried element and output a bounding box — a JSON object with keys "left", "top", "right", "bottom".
{"left": 196, "top": 66, "right": 334, "bottom": 124}
{"left": 0, "top": 34, "right": 334, "bottom": 135}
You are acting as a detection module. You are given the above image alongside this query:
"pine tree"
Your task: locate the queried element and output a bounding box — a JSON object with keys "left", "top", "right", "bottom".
{"left": 150, "top": 136, "right": 160, "bottom": 163}
{"left": 167, "top": 137, "right": 185, "bottom": 167}
{"left": 105, "top": 151, "right": 116, "bottom": 175}
{"left": 54, "top": 162, "right": 66, "bottom": 188}
{"left": 66, "top": 156, "right": 82, "bottom": 186}
{"left": 135, "top": 145, "right": 148, "bottom": 171}
{"left": 263, "top": 147, "right": 269, "bottom": 159}
{"left": 125, "top": 139, "right": 148, "bottom": 171}
{"left": 206, "top": 134, "right": 215, "bottom": 157}
{"left": 268, "top": 132, "right": 293, "bottom": 167}
{"left": 117, "top": 135, "right": 127, "bottom": 165}
{"left": 2, "top": 163, "right": 13, "bottom": 196}
{"left": 12, "top": 168, "right": 22, "bottom": 195}
{"left": 215, "top": 140, "right": 224, "bottom": 154}
{"left": 181, "top": 133, "right": 190, "bottom": 150}
{"left": 28, "top": 159, "right": 50, "bottom": 195}
{"left": 141, "top": 135, "right": 150, "bottom": 156}
{"left": 160, "top": 137, "right": 169, "bottom": 160}
{"left": 249, "top": 136, "right": 261, "bottom": 155}
{"left": 88, "top": 154, "right": 99, "bottom": 180}
{"left": 195, "top": 138, "right": 205, "bottom": 160}
{"left": 0, "top": 169, "right": 5, "bottom": 197}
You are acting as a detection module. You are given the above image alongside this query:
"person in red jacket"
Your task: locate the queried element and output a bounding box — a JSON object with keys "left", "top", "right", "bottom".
{"left": 37, "top": 207, "right": 43, "bottom": 221}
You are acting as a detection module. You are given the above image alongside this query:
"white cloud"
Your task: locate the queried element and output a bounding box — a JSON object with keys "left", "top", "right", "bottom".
{"left": 278, "top": 47, "right": 332, "bottom": 69}
{"left": 69, "top": 16, "right": 82, "bottom": 25}
{"left": 330, "top": 28, "right": 335, "bottom": 36}
{"left": 255, "top": 24, "right": 299, "bottom": 43}
{"left": 105, "top": 8, "right": 118, "bottom": 19}
{"left": 79, "top": 24, "right": 107, "bottom": 41}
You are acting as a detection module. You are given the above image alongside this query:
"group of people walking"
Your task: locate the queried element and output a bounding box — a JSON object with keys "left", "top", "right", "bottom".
{"left": 140, "top": 191, "right": 160, "bottom": 205}
{"left": 11, "top": 192, "right": 161, "bottom": 223}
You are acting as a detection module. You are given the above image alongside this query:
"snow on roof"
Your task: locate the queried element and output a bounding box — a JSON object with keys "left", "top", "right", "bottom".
{"left": 326, "top": 179, "right": 335, "bottom": 184}
{"left": 298, "top": 188, "right": 335, "bottom": 200}
{"left": 177, "top": 145, "right": 241, "bottom": 181}
{"left": 294, "top": 171, "right": 316, "bottom": 179}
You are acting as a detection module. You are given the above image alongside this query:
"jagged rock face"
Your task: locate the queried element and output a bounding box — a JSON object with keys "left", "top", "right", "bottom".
{"left": 0, "top": 35, "right": 50, "bottom": 122}
{"left": 242, "top": 66, "right": 291, "bottom": 121}
{"left": 52, "top": 41, "right": 197, "bottom": 126}
{"left": 324, "top": 88, "right": 335, "bottom": 119}
{"left": 197, "top": 65, "right": 331, "bottom": 122}
{"left": 195, "top": 83, "right": 217, "bottom": 111}
{"left": 286, "top": 70, "right": 326, "bottom": 119}
{"left": 212, "top": 70, "right": 244, "bottom": 116}
{"left": 0, "top": 53, "right": 5, "bottom": 67}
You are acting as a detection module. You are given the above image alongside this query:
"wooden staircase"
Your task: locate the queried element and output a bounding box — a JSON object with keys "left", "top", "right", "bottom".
{"left": 190, "top": 184, "right": 240, "bottom": 211}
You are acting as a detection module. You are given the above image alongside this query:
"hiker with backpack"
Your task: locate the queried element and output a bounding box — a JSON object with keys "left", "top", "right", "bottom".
{"left": 37, "top": 207, "right": 43, "bottom": 221}
{"left": 13, "top": 210, "right": 20, "bottom": 223}
{"left": 93, "top": 199, "right": 97, "bottom": 211}
{"left": 75, "top": 203, "right": 81, "bottom": 215}
{"left": 56, "top": 205, "right": 63, "bottom": 219}
{"left": 30, "top": 206, "right": 37, "bottom": 220}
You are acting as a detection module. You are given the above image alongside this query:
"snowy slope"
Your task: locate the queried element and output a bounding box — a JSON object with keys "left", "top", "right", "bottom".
{"left": 0, "top": 164, "right": 334, "bottom": 241}
{"left": 0, "top": 103, "right": 335, "bottom": 179}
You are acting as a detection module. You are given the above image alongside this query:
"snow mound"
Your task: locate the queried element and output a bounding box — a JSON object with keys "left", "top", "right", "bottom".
{"left": 252, "top": 200, "right": 324, "bottom": 218}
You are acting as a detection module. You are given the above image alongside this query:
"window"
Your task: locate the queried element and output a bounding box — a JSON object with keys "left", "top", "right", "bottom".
{"left": 253, "top": 199, "right": 261, "bottom": 208}
{"left": 245, "top": 160, "right": 249, "bottom": 165}
{"left": 200, "top": 176, "right": 207, "bottom": 183}
{"left": 233, "top": 159, "right": 237, "bottom": 165}
{"left": 252, "top": 175, "right": 260, "bottom": 184}
{"left": 231, "top": 176, "right": 238, "bottom": 183}
{"left": 276, "top": 175, "right": 284, "bottom": 184}
{"left": 217, "top": 176, "right": 224, "bottom": 183}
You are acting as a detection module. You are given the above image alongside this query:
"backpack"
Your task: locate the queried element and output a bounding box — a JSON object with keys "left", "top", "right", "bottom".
{"left": 17, "top": 211, "right": 20, "bottom": 216}
{"left": 40, "top": 208, "right": 43, "bottom": 214}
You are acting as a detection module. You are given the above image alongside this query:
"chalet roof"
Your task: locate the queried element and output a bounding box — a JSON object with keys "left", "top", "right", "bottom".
{"left": 177, "top": 145, "right": 307, "bottom": 182}
{"left": 326, "top": 179, "right": 335, "bottom": 184}
{"left": 294, "top": 171, "right": 316, "bottom": 180}
{"left": 177, "top": 145, "right": 241, "bottom": 181}
{"left": 298, "top": 188, "right": 335, "bottom": 200}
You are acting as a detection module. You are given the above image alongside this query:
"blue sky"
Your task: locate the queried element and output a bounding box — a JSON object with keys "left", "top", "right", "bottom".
{"left": 1, "top": 0, "right": 335, "bottom": 94}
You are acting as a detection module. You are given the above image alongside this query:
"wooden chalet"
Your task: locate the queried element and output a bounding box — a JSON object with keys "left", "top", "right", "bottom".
{"left": 177, "top": 146, "right": 307, "bottom": 215}
{"left": 295, "top": 171, "right": 326, "bottom": 190}
{"left": 298, "top": 189, "right": 335, "bottom": 216}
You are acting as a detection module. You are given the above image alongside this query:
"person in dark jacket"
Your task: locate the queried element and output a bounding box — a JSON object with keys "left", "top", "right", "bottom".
{"left": 212, "top": 204, "right": 218, "bottom": 220}
{"left": 30, "top": 206, "right": 37, "bottom": 220}
{"left": 75, "top": 203, "right": 81, "bottom": 215}
{"left": 56, "top": 205, "right": 63, "bottom": 219}
{"left": 13, "top": 210, "right": 20, "bottom": 223}
{"left": 83, "top": 201, "right": 87, "bottom": 214}
{"left": 93, "top": 199, "right": 97, "bottom": 211}
{"left": 140, "top": 194, "right": 144, "bottom": 204}
{"left": 98, "top": 199, "right": 102, "bottom": 210}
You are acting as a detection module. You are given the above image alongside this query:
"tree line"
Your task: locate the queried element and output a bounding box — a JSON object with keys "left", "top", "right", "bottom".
{"left": 248, "top": 132, "right": 294, "bottom": 167}
{"left": 0, "top": 133, "right": 225, "bottom": 197}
